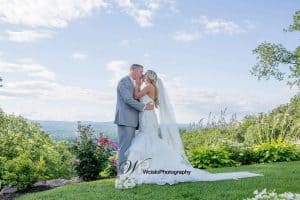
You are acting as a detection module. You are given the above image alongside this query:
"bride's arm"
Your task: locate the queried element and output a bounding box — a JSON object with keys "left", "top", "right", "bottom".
{"left": 134, "top": 84, "right": 150, "bottom": 99}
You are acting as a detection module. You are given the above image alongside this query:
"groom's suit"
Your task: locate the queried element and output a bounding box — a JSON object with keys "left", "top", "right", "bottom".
{"left": 114, "top": 75, "right": 145, "bottom": 174}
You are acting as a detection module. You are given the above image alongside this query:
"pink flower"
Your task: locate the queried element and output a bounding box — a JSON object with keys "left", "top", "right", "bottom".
{"left": 97, "top": 136, "right": 108, "bottom": 146}
{"left": 111, "top": 142, "right": 119, "bottom": 150}
{"left": 111, "top": 157, "right": 117, "bottom": 165}
{"left": 97, "top": 136, "right": 118, "bottom": 150}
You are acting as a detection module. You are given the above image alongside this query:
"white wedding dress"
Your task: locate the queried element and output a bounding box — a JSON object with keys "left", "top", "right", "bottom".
{"left": 123, "top": 80, "right": 263, "bottom": 186}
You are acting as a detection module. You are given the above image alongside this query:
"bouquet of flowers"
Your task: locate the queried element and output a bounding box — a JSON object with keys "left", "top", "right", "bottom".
{"left": 115, "top": 174, "right": 137, "bottom": 189}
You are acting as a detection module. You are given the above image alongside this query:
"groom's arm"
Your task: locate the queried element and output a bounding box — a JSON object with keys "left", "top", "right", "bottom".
{"left": 118, "top": 79, "right": 145, "bottom": 112}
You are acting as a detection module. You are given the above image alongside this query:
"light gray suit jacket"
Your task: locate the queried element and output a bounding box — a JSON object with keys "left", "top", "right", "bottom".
{"left": 114, "top": 75, "right": 145, "bottom": 128}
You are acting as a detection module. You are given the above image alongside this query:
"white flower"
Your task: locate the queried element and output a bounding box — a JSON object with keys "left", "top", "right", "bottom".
{"left": 244, "top": 188, "right": 300, "bottom": 200}
{"left": 114, "top": 174, "right": 136, "bottom": 189}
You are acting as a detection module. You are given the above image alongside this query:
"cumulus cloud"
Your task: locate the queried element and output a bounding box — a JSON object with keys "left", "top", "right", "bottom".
{"left": 0, "top": 0, "right": 176, "bottom": 30}
{"left": 115, "top": 0, "right": 177, "bottom": 27}
{"left": 191, "top": 16, "right": 245, "bottom": 35}
{"left": 174, "top": 16, "right": 255, "bottom": 42}
{"left": 106, "top": 60, "right": 128, "bottom": 86}
{"left": 116, "top": 0, "right": 158, "bottom": 27}
{"left": 1, "top": 80, "right": 113, "bottom": 103}
{"left": 0, "top": 0, "right": 108, "bottom": 28}
{"left": 155, "top": 74, "right": 298, "bottom": 123}
{"left": 0, "top": 56, "right": 115, "bottom": 121}
{"left": 5, "top": 29, "right": 54, "bottom": 43}
{"left": 0, "top": 59, "right": 56, "bottom": 81}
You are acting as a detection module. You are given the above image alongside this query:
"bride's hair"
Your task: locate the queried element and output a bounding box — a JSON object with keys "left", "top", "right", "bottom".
{"left": 145, "top": 70, "right": 159, "bottom": 108}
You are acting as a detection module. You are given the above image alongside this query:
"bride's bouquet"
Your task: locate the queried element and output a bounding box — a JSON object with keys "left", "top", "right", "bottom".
{"left": 115, "top": 173, "right": 136, "bottom": 189}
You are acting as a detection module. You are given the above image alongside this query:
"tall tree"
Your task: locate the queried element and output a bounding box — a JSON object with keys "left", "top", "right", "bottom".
{"left": 251, "top": 11, "right": 300, "bottom": 89}
{"left": 0, "top": 77, "right": 2, "bottom": 87}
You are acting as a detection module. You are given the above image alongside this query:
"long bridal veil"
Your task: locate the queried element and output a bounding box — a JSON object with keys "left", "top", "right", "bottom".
{"left": 155, "top": 77, "right": 263, "bottom": 181}
{"left": 156, "top": 77, "right": 191, "bottom": 166}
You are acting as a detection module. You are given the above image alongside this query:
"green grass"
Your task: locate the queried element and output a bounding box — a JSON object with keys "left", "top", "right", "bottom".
{"left": 17, "top": 161, "right": 300, "bottom": 200}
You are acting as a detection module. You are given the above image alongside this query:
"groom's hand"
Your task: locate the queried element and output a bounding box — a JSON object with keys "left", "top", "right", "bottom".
{"left": 144, "top": 103, "right": 154, "bottom": 110}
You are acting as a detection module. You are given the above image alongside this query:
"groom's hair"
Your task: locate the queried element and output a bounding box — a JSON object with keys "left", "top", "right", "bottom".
{"left": 130, "top": 64, "right": 144, "bottom": 70}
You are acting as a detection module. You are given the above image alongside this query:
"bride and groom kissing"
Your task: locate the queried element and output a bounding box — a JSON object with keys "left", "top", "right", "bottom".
{"left": 114, "top": 64, "right": 262, "bottom": 189}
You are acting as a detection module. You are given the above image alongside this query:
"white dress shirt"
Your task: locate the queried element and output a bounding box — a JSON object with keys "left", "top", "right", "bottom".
{"left": 129, "top": 76, "right": 136, "bottom": 87}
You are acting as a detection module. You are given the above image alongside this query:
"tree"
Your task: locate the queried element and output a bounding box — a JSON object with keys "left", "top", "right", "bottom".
{"left": 0, "top": 77, "right": 2, "bottom": 87}
{"left": 251, "top": 11, "right": 300, "bottom": 89}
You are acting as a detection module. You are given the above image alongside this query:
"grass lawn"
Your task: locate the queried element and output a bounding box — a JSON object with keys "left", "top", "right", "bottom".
{"left": 17, "top": 161, "right": 300, "bottom": 200}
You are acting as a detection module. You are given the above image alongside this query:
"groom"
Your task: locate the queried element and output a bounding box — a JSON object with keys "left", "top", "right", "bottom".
{"left": 114, "top": 64, "right": 154, "bottom": 175}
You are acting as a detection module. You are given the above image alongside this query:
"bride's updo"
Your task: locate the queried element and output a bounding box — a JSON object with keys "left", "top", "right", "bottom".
{"left": 145, "top": 70, "right": 159, "bottom": 107}
{"left": 145, "top": 70, "right": 157, "bottom": 84}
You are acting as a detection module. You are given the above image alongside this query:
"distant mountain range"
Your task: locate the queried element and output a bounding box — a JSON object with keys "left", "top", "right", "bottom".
{"left": 29, "top": 120, "right": 118, "bottom": 142}
{"left": 29, "top": 120, "right": 189, "bottom": 143}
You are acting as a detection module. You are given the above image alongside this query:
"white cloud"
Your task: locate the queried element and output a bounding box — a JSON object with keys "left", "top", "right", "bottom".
{"left": 173, "top": 31, "right": 203, "bottom": 42}
{"left": 71, "top": 52, "right": 88, "bottom": 60}
{"left": 115, "top": 0, "right": 177, "bottom": 27}
{"left": 106, "top": 60, "right": 128, "bottom": 86}
{"left": 0, "top": 0, "right": 175, "bottom": 29}
{"left": 175, "top": 16, "right": 254, "bottom": 42}
{"left": 156, "top": 74, "right": 298, "bottom": 123}
{"left": 5, "top": 29, "right": 54, "bottom": 42}
{"left": 192, "top": 16, "right": 245, "bottom": 35}
{"left": 116, "top": 0, "right": 158, "bottom": 27}
{"left": 1, "top": 80, "right": 113, "bottom": 102}
{"left": 0, "top": 0, "right": 108, "bottom": 28}
{"left": 0, "top": 79, "right": 115, "bottom": 121}
{"left": 0, "top": 59, "right": 56, "bottom": 81}
{"left": 0, "top": 56, "right": 115, "bottom": 121}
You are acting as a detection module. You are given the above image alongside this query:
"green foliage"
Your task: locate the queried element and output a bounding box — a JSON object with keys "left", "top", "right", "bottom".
{"left": 181, "top": 109, "right": 241, "bottom": 151}
{"left": 286, "top": 10, "right": 300, "bottom": 32}
{"left": 253, "top": 141, "right": 300, "bottom": 163}
{"left": 251, "top": 42, "right": 292, "bottom": 80}
{"left": 71, "top": 123, "right": 118, "bottom": 181}
{"left": 100, "top": 154, "right": 118, "bottom": 178}
{"left": 0, "top": 111, "right": 74, "bottom": 189}
{"left": 242, "top": 96, "right": 300, "bottom": 145}
{"left": 222, "top": 142, "right": 256, "bottom": 165}
{"left": 181, "top": 93, "right": 300, "bottom": 169}
{"left": 187, "top": 147, "right": 236, "bottom": 169}
{"left": 251, "top": 10, "right": 300, "bottom": 89}
{"left": 187, "top": 142, "right": 300, "bottom": 169}
{"left": 2, "top": 153, "right": 39, "bottom": 189}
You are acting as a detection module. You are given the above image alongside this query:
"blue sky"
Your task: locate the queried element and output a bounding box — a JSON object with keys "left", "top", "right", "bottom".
{"left": 0, "top": 0, "right": 298, "bottom": 123}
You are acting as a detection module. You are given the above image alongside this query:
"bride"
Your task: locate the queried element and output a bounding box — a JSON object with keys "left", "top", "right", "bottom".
{"left": 115, "top": 70, "right": 262, "bottom": 188}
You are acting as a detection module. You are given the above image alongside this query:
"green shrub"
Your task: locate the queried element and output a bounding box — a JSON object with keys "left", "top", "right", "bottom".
{"left": 0, "top": 112, "right": 74, "bottom": 189}
{"left": 186, "top": 140, "right": 300, "bottom": 168}
{"left": 220, "top": 141, "right": 256, "bottom": 165}
{"left": 100, "top": 154, "right": 118, "bottom": 178}
{"left": 71, "top": 123, "right": 118, "bottom": 181}
{"left": 253, "top": 141, "right": 300, "bottom": 163}
{"left": 2, "top": 153, "right": 39, "bottom": 189}
{"left": 187, "top": 147, "right": 236, "bottom": 169}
